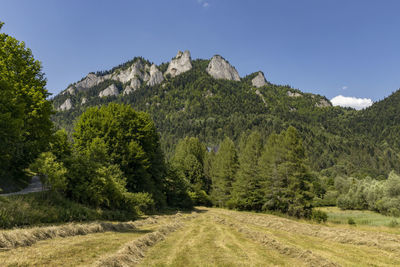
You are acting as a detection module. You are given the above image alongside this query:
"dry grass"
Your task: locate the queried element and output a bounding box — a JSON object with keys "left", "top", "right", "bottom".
{"left": 0, "top": 230, "right": 148, "bottom": 266}
{"left": 1, "top": 208, "right": 400, "bottom": 266}
{"left": 0, "top": 212, "right": 185, "bottom": 250}
{"left": 212, "top": 215, "right": 338, "bottom": 267}
{"left": 97, "top": 222, "right": 184, "bottom": 267}
{"left": 97, "top": 213, "right": 197, "bottom": 266}
{"left": 214, "top": 208, "right": 400, "bottom": 253}
{"left": 139, "top": 213, "right": 301, "bottom": 267}
{"left": 210, "top": 208, "right": 400, "bottom": 266}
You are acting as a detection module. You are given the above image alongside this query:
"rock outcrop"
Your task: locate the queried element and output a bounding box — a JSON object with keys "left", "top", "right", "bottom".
{"left": 75, "top": 73, "right": 107, "bottom": 91}
{"left": 81, "top": 97, "right": 87, "bottom": 105}
{"left": 123, "top": 78, "right": 141, "bottom": 95}
{"left": 315, "top": 99, "right": 331, "bottom": 108}
{"left": 58, "top": 98, "right": 72, "bottom": 111}
{"left": 99, "top": 84, "right": 119, "bottom": 97}
{"left": 148, "top": 64, "right": 164, "bottom": 86}
{"left": 255, "top": 89, "right": 267, "bottom": 107}
{"left": 113, "top": 61, "right": 144, "bottom": 83}
{"left": 287, "top": 91, "right": 302, "bottom": 97}
{"left": 66, "top": 86, "right": 75, "bottom": 95}
{"left": 206, "top": 55, "right": 240, "bottom": 81}
{"left": 252, "top": 72, "right": 267, "bottom": 88}
{"left": 165, "top": 50, "right": 192, "bottom": 77}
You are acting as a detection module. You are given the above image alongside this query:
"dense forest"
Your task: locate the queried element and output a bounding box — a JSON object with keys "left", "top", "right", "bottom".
{"left": 2, "top": 20, "right": 400, "bottom": 222}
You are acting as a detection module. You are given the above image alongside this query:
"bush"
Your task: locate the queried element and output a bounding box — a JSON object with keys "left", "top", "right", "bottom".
{"left": 0, "top": 192, "right": 137, "bottom": 229}
{"left": 311, "top": 209, "right": 328, "bottom": 223}
{"left": 188, "top": 190, "right": 212, "bottom": 206}
{"left": 29, "top": 152, "right": 67, "bottom": 193}
{"left": 124, "top": 192, "right": 155, "bottom": 214}
{"left": 347, "top": 217, "right": 356, "bottom": 225}
{"left": 388, "top": 219, "right": 399, "bottom": 228}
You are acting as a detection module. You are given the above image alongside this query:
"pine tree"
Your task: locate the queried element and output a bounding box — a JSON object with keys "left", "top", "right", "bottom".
{"left": 259, "top": 126, "right": 314, "bottom": 218}
{"left": 258, "top": 132, "right": 287, "bottom": 212}
{"left": 231, "top": 131, "right": 263, "bottom": 210}
{"left": 211, "top": 137, "right": 238, "bottom": 207}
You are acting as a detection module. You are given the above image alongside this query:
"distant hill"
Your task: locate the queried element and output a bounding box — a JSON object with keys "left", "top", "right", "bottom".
{"left": 51, "top": 50, "right": 400, "bottom": 178}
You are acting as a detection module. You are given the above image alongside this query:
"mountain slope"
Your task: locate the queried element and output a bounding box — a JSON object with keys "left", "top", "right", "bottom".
{"left": 51, "top": 51, "right": 400, "bottom": 178}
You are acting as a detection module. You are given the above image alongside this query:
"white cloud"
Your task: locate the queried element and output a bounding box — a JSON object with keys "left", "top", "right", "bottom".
{"left": 197, "top": 0, "right": 209, "bottom": 7}
{"left": 342, "top": 86, "right": 348, "bottom": 90}
{"left": 330, "top": 95, "right": 373, "bottom": 110}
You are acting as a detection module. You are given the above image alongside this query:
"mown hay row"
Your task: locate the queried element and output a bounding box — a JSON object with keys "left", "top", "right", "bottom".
{"left": 96, "top": 222, "right": 185, "bottom": 267}
{"left": 212, "top": 215, "right": 339, "bottom": 267}
{"left": 215, "top": 209, "right": 400, "bottom": 252}
{"left": 0, "top": 212, "right": 185, "bottom": 250}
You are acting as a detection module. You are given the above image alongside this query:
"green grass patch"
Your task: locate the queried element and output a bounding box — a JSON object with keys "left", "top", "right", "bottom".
{"left": 0, "top": 192, "right": 138, "bottom": 229}
{"left": 318, "top": 207, "right": 399, "bottom": 227}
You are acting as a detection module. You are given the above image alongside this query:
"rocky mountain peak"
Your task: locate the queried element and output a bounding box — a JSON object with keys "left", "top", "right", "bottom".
{"left": 206, "top": 55, "right": 240, "bottom": 81}
{"left": 252, "top": 71, "right": 267, "bottom": 88}
{"left": 165, "top": 50, "right": 192, "bottom": 77}
{"left": 99, "top": 84, "right": 119, "bottom": 98}
{"left": 148, "top": 64, "right": 164, "bottom": 86}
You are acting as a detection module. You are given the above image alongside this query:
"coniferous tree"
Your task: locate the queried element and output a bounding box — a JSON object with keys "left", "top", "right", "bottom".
{"left": 211, "top": 137, "right": 238, "bottom": 207}
{"left": 231, "top": 131, "right": 263, "bottom": 210}
{"left": 171, "top": 137, "right": 211, "bottom": 205}
{"left": 258, "top": 132, "right": 287, "bottom": 212}
{"left": 259, "top": 126, "right": 314, "bottom": 217}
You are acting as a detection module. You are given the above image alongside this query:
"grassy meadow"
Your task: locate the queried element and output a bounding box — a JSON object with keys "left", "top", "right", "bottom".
{"left": 1, "top": 207, "right": 400, "bottom": 266}
{"left": 319, "top": 206, "right": 400, "bottom": 227}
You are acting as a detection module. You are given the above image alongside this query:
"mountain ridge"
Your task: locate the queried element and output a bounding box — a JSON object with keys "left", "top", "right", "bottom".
{"left": 51, "top": 50, "right": 400, "bottom": 179}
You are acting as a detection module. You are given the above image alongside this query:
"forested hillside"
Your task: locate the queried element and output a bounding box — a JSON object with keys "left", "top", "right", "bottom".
{"left": 52, "top": 51, "right": 400, "bottom": 179}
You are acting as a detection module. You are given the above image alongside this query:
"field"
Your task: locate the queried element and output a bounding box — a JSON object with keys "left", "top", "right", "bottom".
{"left": 1, "top": 207, "right": 400, "bottom": 266}
{"left": 319, "top": 206, "right": 400, "bottom": 227}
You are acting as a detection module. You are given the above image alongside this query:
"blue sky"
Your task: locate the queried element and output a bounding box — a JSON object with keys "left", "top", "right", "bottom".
{"left": 2, "top": 0, "right": 400, "bottom": 107}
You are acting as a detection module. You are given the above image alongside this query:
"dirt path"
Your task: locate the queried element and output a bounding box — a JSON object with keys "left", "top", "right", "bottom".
{"left": 0, "top": 176, "right": 46, "bottom": 196}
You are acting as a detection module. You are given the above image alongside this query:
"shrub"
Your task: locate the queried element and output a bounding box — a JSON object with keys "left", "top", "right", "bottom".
{"left": 388, "top": 219, "right": 399, "bottom": 228}
{"left": 311, "top": 209, "right": 328, "bottom": 223}
{"left": 347, "top": 217, "right": 356, "bottom": 225}
{"left": 188, "top": 190, "right": 212, "bottom": 206}
{"left": 29, "top": 152, "right": 67, "bottom": 193}
{"left": 124, "top": 192, "right": 155, "bottom": 214}
{"left": 0, "top": 192, "right": 137, "bottom": 229}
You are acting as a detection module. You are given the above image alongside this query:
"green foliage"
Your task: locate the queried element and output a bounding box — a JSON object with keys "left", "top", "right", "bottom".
{"left": 163, "top": 165, "right": 193, "bottom": 209}
{"left": 188, "top": 189, "right": 212, "bottom": 207}
{"left": 0, "top": 22, "right": 53, "bottom": 186}
{"left": 211, "top": 137, "right": 238, "bottom": 207}
{"left": 171, "top": 137, "right": 211, "bottom": 199}
{"left": 335, "top": 172, "right": 400, "bottom": 216}
{"left": 49, "top": 129, "right": 72, "bottom": 161}
{"left": 311, "top": 209, "right": 328, "bottom": 223}
{"left": 29, "top": 152, "right": 67, "bottom": 193}
{"left": 231, "top": 131, "right": 263, "bottom": 210}
{"left": 257, "top": 127, "right": 314, "bottom": 218}
{"left": 348, "top": 217, "right": 356, "bottom": 225}
{"left": 0, "top": 192, "right": 137, "bottom": 229}
{"left": 73, "top": 103, "right": 167, "bottom": 206}
{"left": 388, "top": 219, "right": 399, "bottom": 228}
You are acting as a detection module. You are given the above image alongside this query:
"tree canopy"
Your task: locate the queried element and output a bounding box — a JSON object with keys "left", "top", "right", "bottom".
{"left": 0, "top": 22, "right": 53, "bottom": 188}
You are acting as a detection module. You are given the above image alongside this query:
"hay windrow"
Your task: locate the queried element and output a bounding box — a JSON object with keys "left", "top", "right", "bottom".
{"left": 96, "top": 222, "right": 184, "bottom": 267}
{"left": 212, "top": 215, "right": 339, "bottom": 267}
{"left": 0, "top": 212, "right": 186, "bottom": 250}
{"left": 214, "top": 209, "right": 400, "bottom": 253}
{"left": 96, "top": 213, "right": 198, "bottom": 267}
